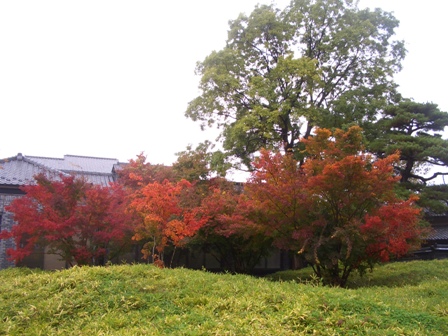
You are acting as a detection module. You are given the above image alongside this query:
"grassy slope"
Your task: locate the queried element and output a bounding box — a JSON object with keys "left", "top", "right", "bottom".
{"left": 0, "top": 260, "right": 447, "bottom": 335}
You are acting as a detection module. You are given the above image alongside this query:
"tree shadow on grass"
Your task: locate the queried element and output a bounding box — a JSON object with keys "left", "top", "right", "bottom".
{"left": 265, "top": 260, "right": 448, "bottom": 289}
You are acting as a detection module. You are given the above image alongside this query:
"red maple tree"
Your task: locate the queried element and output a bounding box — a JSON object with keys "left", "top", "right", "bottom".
{"left": 1, "top": 174, "right": 134, "bottom": 266}
{"left": 246, "top": 126, "right": 427, "bottom": 286}
{"left": 195, "top": 179, "right": 272, "bottom": 273}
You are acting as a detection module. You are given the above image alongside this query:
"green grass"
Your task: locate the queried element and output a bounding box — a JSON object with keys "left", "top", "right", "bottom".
{"left": 1, "top": 260, "right": 447, "bottom": 335}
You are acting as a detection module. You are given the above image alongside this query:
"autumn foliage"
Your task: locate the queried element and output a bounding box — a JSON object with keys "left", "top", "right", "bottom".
{"left": 194, "top": 179, "right": 272, "bottom": 273}
{"left": 1, "top": 174, "right": 134, "bottom": 266}
{"left": 115, "top": 154, "right": 208, "bottom": 266}
{"left": 0, "top": 128, "right": 427, "bottom": 285}
{"left": 127, "top": 179, "right": 207, "bottom": 265}
{"left": 246, "top": 127, "right": 426, "bottom": 286}
{"left": 115, "top": 153, "right": 175, "bottom": 190}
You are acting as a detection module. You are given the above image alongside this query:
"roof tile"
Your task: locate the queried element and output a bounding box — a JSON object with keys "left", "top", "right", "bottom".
{"left": 427, "top": 226, "right": 448, "bottom": 240}
{"left": 1, "top": 153, "right": 122, "bottom": 186}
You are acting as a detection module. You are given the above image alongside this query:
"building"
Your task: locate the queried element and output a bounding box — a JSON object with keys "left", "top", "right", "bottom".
{"left": 412, "top": 214, "right": 448, "bottom": 260}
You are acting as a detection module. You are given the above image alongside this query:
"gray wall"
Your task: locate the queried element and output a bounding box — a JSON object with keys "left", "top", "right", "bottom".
{"left": 0, "top": 194, "right": 20, "bottom": 269}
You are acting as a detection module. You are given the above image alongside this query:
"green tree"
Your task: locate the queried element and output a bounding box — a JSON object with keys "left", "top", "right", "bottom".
{"left": 186, "top": 0, "right": 405, "bottom": 169}
{"left": 173, "top": 141, "right": 230, "bottom": 182}
{"left": 369, "top": 100, "right": 448, "bottom": 213}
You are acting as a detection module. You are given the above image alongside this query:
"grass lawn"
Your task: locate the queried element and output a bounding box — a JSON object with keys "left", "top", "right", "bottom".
{"left": 1, "top": 259, "right": 447, "bottom": 335}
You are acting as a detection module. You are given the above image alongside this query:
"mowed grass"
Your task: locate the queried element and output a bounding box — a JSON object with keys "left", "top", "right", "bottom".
{"left": 1, "top": 260, "right": 447, "bottom": 335}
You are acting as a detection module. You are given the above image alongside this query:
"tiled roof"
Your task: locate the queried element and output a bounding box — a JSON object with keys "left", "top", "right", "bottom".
{"left": 28, "top": 155, "right": 120, "bottom": 174}
{"left": 0, "top": 154, "right": 62, "bottom": 185}
{"left": 0, "top": 153, "right": 123, "bottom": 187}
{"left": 73, "top": 172, "right": 117, "bottom": 186}
{"left": 427, "top": 225, "right": 448, "bottom": 241}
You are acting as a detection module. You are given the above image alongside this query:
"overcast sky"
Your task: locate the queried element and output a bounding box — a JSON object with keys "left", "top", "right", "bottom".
{"left": 1, "top": 0, "right": 447, "bottom": 168}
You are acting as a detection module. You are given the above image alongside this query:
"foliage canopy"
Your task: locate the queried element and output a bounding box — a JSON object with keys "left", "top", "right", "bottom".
{"left": 246, "top": 127, "right": 425, "bottom": 286}
{"left": 369, "top": 100, "right": 448, "bottom": 213}
{"left": 186, "top": 0, "right": 405, "bottom": 169}
{"left": 1, "top": 174, "right": 133, "bottom": 266}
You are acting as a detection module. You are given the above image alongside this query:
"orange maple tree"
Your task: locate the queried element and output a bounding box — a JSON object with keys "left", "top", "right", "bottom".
{"left": 127, "top": 179, "right": 207, "bottom": 266}
{"left": 115, "top": 153, "right": 175, "bottom": 190}
{"left": 246, "top": 126, "right": 427, "bottom": 286}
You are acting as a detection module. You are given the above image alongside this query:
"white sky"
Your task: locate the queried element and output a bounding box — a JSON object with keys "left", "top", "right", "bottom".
{"left": 1, "top": 0, "right": 447, "bottom": 167}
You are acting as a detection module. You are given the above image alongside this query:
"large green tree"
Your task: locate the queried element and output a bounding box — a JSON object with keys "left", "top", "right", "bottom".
{"left": 172, "top": 141, "right": 231, "bottom": 182}
{"left": 369, "top": 100, "right": 448, "bottom": 213}
{"left": 186, "top": 0, "right": 405, "bottom": 169}
{"left": 370, "top": 100, "right": 448, "bottom": 184}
